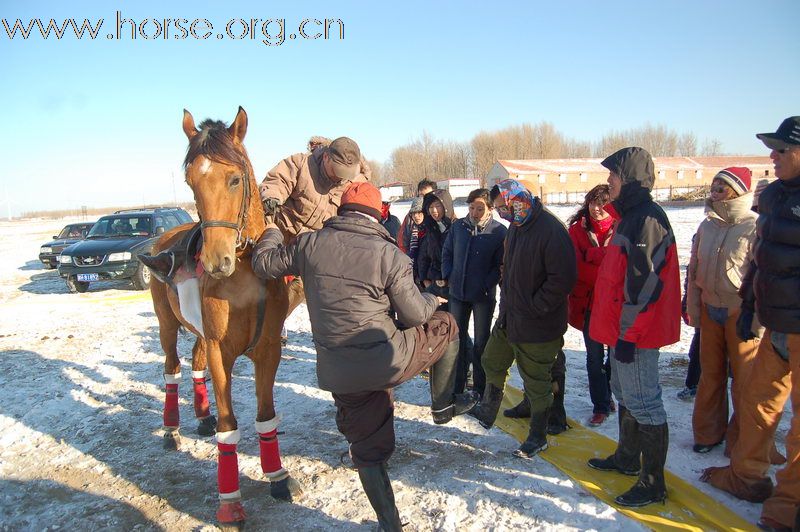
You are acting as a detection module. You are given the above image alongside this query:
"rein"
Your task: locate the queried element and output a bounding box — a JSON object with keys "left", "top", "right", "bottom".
{"left": 198, "top": 167, "right": 255, "bottom": 251}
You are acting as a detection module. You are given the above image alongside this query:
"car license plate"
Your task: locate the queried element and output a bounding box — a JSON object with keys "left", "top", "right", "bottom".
{"left": 76, "top": 273, "right": 99, "bottom": 282}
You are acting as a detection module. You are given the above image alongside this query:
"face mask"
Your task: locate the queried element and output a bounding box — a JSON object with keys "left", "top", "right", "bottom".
{"left": 497, "top": 206, "right": 515, "bottom": 223}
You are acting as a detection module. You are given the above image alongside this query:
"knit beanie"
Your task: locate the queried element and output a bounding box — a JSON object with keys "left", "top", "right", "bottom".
{"left": 714, "top": 167, "right": 752, "bottom": 196}
{"left": 409, "top": 196, "right": 424, "bottom": 214}
{"left": 338, "top": 182, "right": 382, "bottom": 221}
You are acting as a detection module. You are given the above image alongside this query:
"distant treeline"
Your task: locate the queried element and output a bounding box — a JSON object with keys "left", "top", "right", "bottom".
{"left": 377, "top": 122, "right": 723, "bottom": 187}
{"left": 19, "top": 122, "right": 723, "bottom": 218}
{"left": 20, "top": 202, "right": 198, "bottom": 220}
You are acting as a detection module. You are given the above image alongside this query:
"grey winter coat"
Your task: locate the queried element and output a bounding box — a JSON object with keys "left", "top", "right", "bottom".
{"left": 251, "top": 213, "right": 439, "bottom": 393}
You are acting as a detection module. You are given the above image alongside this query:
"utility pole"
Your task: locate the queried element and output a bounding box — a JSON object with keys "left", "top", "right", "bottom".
{"left": 171, "top": 171, "right": 177, "bottom": 205}
{"left": 3, "top": 185, "right": 11, "bottom": 221}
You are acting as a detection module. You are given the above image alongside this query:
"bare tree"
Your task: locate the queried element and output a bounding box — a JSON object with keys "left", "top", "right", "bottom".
{"left": 564, "top": 138, "right": 592, "bottom": 158}
{"left": 701, "top": 138, "right": 724, "bottom": 156}
{"left": 679, "top": 132, "right": 698, "bottom": 157}
{"left": 367, "top": 159, "right": 384, "bottom": 185}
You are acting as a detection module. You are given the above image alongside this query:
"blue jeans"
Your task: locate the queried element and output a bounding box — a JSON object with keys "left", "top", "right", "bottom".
{"left": 583, "top": 312, "right": 611, "bottom": 414}
{"left": 771, "top": 331, "right": 790, "bottom": 361}
{"left": 610, "top": 347, "right": 667, "bottom": 425}
{"left": 449, "top": 297, "right": 494, "bottom": 396}
{"left": 706, "top": 304, "right": 729, "bottom": 327}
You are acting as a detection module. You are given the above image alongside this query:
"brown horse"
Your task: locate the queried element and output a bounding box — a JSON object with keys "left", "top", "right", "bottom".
{"left": 148, "top": 107, "right": 302, "bottom": 526}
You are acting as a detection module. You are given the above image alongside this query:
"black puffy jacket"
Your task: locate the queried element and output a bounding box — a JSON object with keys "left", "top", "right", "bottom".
{"left": 741, "top": 174, "right": 800, "bottom": 333}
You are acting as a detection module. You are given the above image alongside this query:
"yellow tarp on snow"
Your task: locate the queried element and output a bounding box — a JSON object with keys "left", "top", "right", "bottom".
{"left": 496, "top": 386, "right": 757, "bottom": 532}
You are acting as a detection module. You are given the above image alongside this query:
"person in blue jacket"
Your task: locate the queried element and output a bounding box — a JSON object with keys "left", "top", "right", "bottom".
{"left": 442, "top": 188, "right": 507, "bottom": 398}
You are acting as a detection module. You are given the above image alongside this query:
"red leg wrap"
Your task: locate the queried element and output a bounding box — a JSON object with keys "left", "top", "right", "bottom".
{"left": 192, "top": 378, "right": 211, "bottom": 418}
{"left": 258, "top": 429, "right": 283, "bottom": 475}
{"left": 163, "top": 383, "right": 179, "bottom": 428}
{"left": 217, "top": 500, "right": 246, "bottom": 523}
{"left": 217, "top": 442, "right": 240, "bottom": 496}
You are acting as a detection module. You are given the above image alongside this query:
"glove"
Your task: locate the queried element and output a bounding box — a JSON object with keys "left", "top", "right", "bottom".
{"left": 736, "top": 309, "right": 756, "bottom": 342}
{"left": 614, "top": 339, "right": 636, "bottom": 363}
{"left": 262, "top": 197, "right": 282, "bottom": 216}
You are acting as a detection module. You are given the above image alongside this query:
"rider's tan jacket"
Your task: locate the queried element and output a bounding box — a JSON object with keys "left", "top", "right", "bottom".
{"left": 259, "top": 147, "right": 371, "bottom": 241}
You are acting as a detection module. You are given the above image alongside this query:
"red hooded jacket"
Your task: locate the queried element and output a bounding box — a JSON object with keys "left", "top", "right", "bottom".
{"left": 589, "top": 148, "right": 681, "bottom": 350}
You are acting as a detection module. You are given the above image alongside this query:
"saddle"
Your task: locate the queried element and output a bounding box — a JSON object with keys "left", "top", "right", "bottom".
{"left": 139, "top": 223, "right": 203, "bottom": 291}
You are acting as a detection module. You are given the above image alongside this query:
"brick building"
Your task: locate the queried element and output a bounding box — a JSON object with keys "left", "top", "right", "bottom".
{"left": 486, "top": 156, "right": 773, "bottom": 203}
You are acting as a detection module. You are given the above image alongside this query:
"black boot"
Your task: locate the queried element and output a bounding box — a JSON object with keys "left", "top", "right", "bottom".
{"left": 138, "top": 251, "right": 176, "bottom": 284}
{"left": 615, "top": 423, "right": 668, "bottom": 507}
{"left": 139, "top": 227, "right": 194, "bottom": 284}
{"left": 430, "top": 340, "right": 479, "bottom": 424}
{"left": 513, "top": 409, "right": 549, "bottom": 459}
{"left": 547, "top": 373, "right": 569, "bottom": 435}
{"left": 587, "top": 405, "right": 641, "bottom": 476}
{"left": 469, "top": 383, "right": 504, "bottom": 429}
{"left": 503, "top": 395, "right": 530, "bottom": 418}
{"left": 357, "top": 464, "right": 403, "bottom": 532}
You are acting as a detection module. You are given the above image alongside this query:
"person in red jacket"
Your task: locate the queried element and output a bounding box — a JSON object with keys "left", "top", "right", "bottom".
{"left": 567, "top": 184, "right": 617, "bottom": 426}
{"left": 586, "top": 147, "right": 681, "bottom": 507}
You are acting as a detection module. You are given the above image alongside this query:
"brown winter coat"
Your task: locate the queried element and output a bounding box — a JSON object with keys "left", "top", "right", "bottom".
{"left": 686, "top": 193, "right": 760, "bottom": 332}
{"left": 259, "top": 147, "right": 371, "bottom": 240}
{"left": 251, "top": 214, "right": 439, "bottom": 394}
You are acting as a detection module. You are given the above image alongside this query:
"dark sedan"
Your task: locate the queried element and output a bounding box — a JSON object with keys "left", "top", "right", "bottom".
{"left": 39, "top": 222, "right": 95, "bottom": 269}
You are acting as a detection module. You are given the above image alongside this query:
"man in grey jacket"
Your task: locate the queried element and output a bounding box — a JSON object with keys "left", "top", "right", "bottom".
{"left": 252, "top": 181, "right": 477, "bottom": 532}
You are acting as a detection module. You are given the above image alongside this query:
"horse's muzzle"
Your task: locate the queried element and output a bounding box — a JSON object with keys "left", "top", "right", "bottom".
{"left": 205, "top": 255, "right": 234, "bottom": 279}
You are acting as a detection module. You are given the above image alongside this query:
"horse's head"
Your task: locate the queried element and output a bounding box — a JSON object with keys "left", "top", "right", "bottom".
{"left": 182, "top": 107, "right": 263, "bottom": 279}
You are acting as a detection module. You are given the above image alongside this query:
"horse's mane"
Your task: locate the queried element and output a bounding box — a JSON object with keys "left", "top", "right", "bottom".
{"left": 184, "top": 119, "right": 249, "bottom": 171}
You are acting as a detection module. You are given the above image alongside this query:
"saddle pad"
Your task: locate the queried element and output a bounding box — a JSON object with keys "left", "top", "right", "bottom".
{"left": 177, "top": 277, "right": 204, "bottom": 338}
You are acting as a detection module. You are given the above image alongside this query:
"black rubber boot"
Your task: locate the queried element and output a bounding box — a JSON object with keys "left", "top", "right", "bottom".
{"left": 430, "top": 340, "right": 479, "bottom": 424}
{"left": 615, "top": 423, "right": 668, "bottom": 507}
{"left": 357, "top": 464, "right": 403, "bottom": 532}
{"left": 547, "top": 374, "right": 569, "bottom": 435}
{"left": 469, "top": 383, "right": 504, "bottom": 429}
{"left": 513, "top": 409, "right": 549, "bottom": 459}
{"left": 587, "top": 405, "right": 641, "bottom": 476}
{"left": 503, "top": 395, "right": 530, "bottom": 419}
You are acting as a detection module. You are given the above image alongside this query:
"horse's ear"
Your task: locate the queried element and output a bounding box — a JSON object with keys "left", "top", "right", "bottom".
{"left": 229, "top": 106, "right": 248, "bottom": 143}
{"left": 182, "top": 109, "right": 198, "bottom": 139}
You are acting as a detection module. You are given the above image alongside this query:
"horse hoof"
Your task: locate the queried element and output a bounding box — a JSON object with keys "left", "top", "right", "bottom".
{"left": 271, "top": 476, "right": 304, "bottom": 501}
{"left": 163, "top": 429, "right": 181, "bottom": 450}
{"left": 217, "top": 500, "right": 246, "bottom": 529}
{"left": 196, "top": 415, "right": 217, "bottom": 436}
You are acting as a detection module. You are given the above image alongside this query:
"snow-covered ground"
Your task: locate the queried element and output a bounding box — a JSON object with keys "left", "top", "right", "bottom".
{"left": 0, "top": 206, "right": 791, "bottom": 531}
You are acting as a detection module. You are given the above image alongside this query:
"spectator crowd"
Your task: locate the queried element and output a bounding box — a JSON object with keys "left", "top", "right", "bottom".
{"left": 147, "top": 116, "right": 800, "bottom": 532}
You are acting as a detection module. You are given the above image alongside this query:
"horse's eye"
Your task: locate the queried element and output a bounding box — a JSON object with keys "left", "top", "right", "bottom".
{"left": 229, "top": 176, "right": 241, "bottom": 187}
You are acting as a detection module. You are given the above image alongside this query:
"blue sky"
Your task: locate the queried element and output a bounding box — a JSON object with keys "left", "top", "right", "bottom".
{"left": 1, "top": 0, "right": 798, "bottom": 215}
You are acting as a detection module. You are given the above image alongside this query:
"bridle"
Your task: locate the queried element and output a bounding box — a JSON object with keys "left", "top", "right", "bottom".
{"left": 198, "top": 163, "right": 254, "bottom": 251}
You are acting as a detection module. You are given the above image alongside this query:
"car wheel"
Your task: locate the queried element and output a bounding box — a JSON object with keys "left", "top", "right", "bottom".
{"left": 132, "top": 261, "right": 151, "bottom": 290}
{"left": 66, "top": 277, "right": 89, "bottom": 293}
